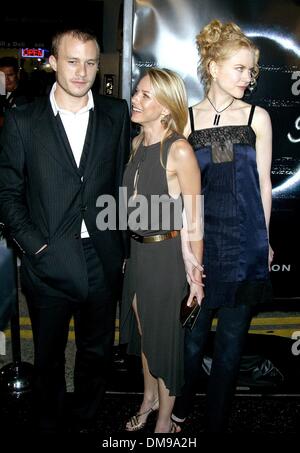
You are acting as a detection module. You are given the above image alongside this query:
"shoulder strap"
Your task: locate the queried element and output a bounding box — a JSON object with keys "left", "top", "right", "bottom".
{"left": 248, "top": 105, "right": 256, "bottom": 126}
{"left": 188, "top": 106, "right": 195, "bottom": 132}
{"left": 162, "top": 133, "right": 181, "bottom": 168}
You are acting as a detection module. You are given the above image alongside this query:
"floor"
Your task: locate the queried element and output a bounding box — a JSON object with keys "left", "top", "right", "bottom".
{"left": 0, "top": 285, "right": 300, "bottom": 443}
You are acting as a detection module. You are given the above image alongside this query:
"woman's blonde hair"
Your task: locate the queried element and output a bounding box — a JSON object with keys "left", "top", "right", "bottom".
{"left": 196, "top": 19, "right": 260, "bottom": 93}
{"left": 131, "top": 67, "right": 188, "bottom": 167}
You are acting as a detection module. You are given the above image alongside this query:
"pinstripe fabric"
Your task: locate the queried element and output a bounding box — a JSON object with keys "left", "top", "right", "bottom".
{"left": 0, "top": 95, "right": 130, "bottom": 301}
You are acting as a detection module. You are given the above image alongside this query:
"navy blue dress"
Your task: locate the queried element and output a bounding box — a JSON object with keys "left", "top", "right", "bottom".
{"left": 188, "top": 105, "right": 271, "bottom": 309}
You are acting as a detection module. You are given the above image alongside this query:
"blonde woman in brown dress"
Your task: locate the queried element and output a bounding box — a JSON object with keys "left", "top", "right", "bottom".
{"left": 120, "top": 68, "right": 204, "bottom": 433}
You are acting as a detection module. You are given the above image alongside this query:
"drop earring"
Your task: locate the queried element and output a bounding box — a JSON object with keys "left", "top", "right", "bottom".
{"left": 160, "top": 114, "right": 170, "bottom": 129}
{"left": 248, "top": 78, "right": 257, "bottom": 93}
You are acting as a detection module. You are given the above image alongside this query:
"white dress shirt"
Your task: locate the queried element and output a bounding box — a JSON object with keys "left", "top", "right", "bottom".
{"left": 50, "top": 83, "right": 94, "bottom": 238}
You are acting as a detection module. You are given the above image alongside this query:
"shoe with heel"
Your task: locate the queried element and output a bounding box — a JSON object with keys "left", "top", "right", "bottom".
{"left": 125, "top": 399, "right": 159, "bottom": 432}
{"left": 170, "top": 414, "right": 185, "bottom": 432}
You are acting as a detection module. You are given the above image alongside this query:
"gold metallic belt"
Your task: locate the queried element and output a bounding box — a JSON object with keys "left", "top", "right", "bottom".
{"left": 130, "top": 230, "right": 180, "bottom": 243}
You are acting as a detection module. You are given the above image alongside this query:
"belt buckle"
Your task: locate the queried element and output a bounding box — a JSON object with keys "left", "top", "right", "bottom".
{"left": 131, "top": 232, "right": 142, "bottom": 242}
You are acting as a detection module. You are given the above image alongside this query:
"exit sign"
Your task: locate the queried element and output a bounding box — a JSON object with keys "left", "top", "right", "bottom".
{"left": 21, "top": 48, "right": 45, "bottom": 58}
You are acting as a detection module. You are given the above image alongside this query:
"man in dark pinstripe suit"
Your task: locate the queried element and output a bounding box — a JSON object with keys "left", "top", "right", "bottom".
{"left": 0, "top": 28, "right": 130, "bottom": 433}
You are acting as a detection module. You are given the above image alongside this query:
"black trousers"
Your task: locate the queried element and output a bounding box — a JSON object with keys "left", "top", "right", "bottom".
{"left": 173, "top": 304, "right": 253, "bottom": 432}
{"left": 26, "top": 239, "right": 116, "bottom": 433}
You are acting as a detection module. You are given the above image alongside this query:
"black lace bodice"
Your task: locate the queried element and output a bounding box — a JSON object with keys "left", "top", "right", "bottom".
{"left": 188, "top": 125, "right": 256, "bottom": 164}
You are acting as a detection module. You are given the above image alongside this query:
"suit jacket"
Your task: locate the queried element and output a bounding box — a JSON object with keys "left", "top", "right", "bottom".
{"left": 0, "top": 94, "right": 130, "bottom": 301}
{"left": 0, "top": 82, "right": 34, "bottom": 113}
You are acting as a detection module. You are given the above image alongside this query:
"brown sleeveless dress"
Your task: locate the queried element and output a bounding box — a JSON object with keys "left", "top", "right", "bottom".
{"left": 120, "top": 132, "right": 187, "bottom": 396}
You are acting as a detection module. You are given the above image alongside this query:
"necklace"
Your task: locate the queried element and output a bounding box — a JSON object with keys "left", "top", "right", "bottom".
{"left": 132, "top": 147, "right": 146, "bottom": 198}
{"left": 207, "top": 96, "right": 234, "bottom": 126}
{"left": 132, "top": 161, "right": 141, "bottom": 199}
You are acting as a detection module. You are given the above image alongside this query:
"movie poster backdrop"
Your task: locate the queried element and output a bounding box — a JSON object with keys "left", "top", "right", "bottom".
{"left": 129, "top": 0, "right": 300, "bottom": 307}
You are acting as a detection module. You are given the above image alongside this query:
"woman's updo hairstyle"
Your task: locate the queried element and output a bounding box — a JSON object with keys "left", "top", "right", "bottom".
{"left": 196, "top": 19, "right": 259, "bottom": 92}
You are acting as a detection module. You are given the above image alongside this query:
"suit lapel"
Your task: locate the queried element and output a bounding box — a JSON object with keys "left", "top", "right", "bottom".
{"left": 83, "top": 100, "right": 113, "bottom": 177}
{"left": 78, "top": 109, "right": 94, "bottom": 174}
{"left": 33, "top": 100, "right": 79, "bottom": 175}
{"left": 55, "top": 114, "right": 79, "bottom": 173}
{"left": 33, "top": 96, "right": 113, "bottom": 177}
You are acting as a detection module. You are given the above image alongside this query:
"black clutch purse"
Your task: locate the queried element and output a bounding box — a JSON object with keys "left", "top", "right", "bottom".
{"left": 180, "top": 295, "right": 201, "bottom": 330}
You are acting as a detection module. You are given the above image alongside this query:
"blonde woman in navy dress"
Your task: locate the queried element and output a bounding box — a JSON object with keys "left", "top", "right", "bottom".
{"left": 121, "top": 68, "right": 204, "bottom": 433}
{"left": 172, "top": 20, "right": 273, "bottom": 432}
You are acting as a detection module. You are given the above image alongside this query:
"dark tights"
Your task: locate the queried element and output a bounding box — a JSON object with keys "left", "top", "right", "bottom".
{"left": 173, "top": 304, "right": 253, "bottom": 432}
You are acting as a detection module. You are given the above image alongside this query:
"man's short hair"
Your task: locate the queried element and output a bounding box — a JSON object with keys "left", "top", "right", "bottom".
{"left": 51, "top": 28, "right": 100, "bottom": 59}
{"left": 0, "top": 57, "right": 19, "bottom": 73}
